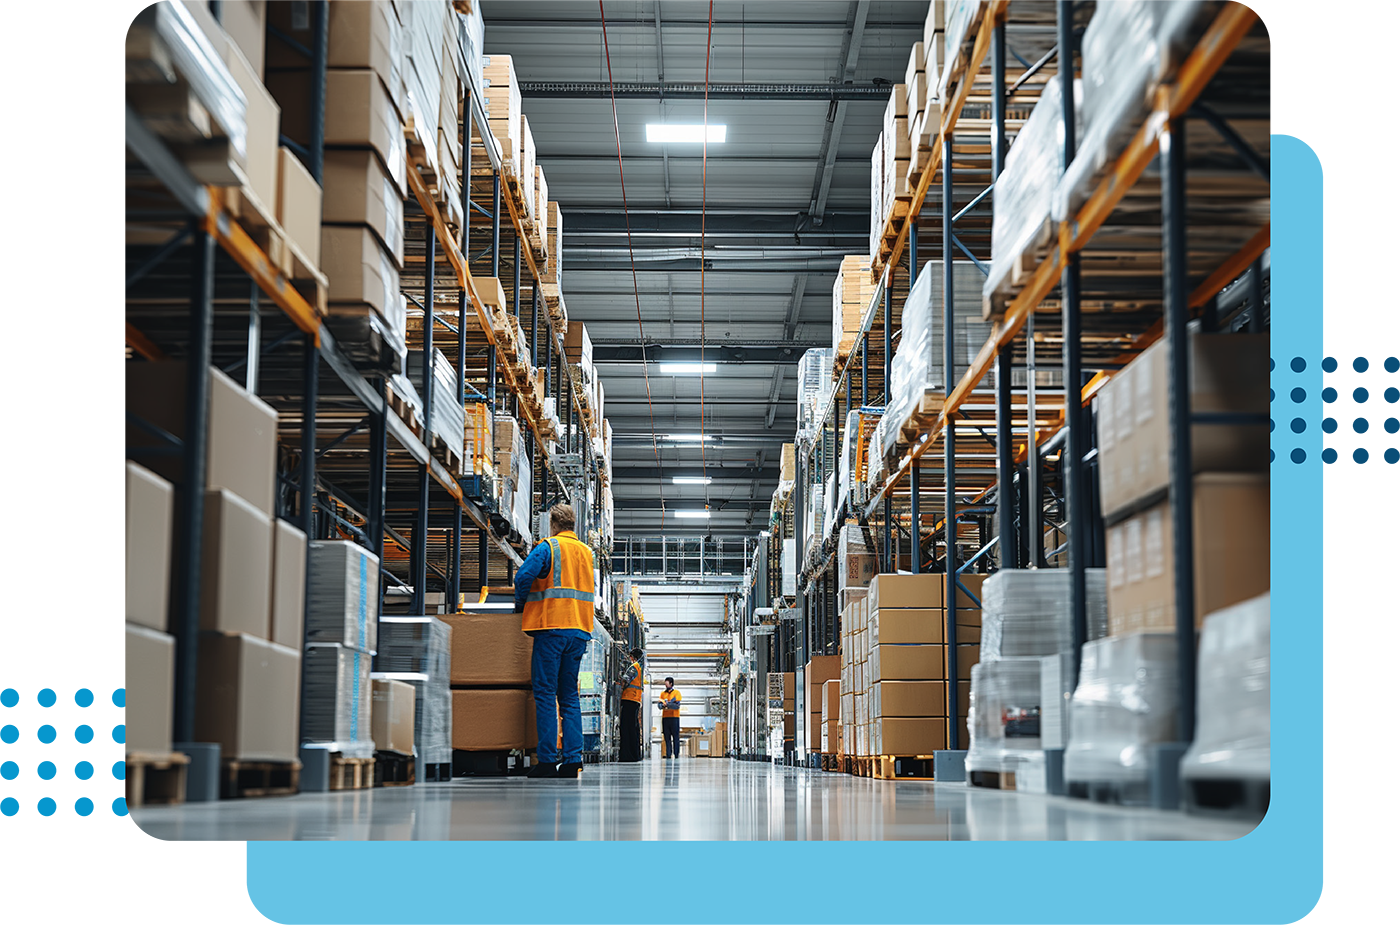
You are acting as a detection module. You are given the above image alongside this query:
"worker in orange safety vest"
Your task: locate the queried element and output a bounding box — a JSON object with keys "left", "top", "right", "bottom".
{"left": 659, "top": 678, "right": 682, "bottom": 759}
{"left": 619, "top": 648, "right": 645, "bottom": 762}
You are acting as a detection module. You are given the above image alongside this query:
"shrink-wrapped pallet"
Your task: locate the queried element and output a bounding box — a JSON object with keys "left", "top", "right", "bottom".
{"left": 980, "top": 567, "right": 1108, "bottom": 659}
{"left": 306, "top": 541, "right": 380, "bottom": 652}
{"left": 796, "top": 348, "right": 835, "bottom": 435}
{"left": 301, "top": 642, "right": 374, "bottom": 758}
{"left": 1180, "top": 593, "right": 1270, "bottom": 784}
{"left": 375, "top": 616, "right": 453, "bottom": 766}
{"left": 965, "top": 657, "right": 1043, "bottom": 775}
{"left": 408, "top": 348, "right": 466, "bottom": 472}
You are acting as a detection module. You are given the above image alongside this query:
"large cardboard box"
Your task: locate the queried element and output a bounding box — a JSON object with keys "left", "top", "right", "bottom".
{"left": 823, "top": 679, "right": 841, "bottom": 720}
{"left": 867, "top": 573, "right": 985, "bottom": 611}
{"left": 565, "top": 321, "right": 593, "bottom": 366}
{"left": 276, "top": 147, "right": 322, "bottom": 266}
{"left": 269, "top": 519, "right": 307, "bottom": 648}
{"left": 267, "top": 69, "right": 407, "bottom": 195}
{"left": 1096, "top": 334, "right": 1270, "bottom": 519}
{"left": 871, "top": 717, "right": 947, "bottom": 755}
{"left": 450, "top": 689, "right": 538, "bottom": 750}
{"left": 126, "top": 462, "right": 173, "bottom": 631}
{"left": 804, "top": 655, "right": 839, "bottom": 705}
{"left": 126, "top": 363, "right": 279, "bottom": 516}
{"left": 870, "top": 680, "right": 969, "bottom": 718}
{"left": 869, "top": 644, "right": 979, "bottom": 682}
{"left": 201, "top": 489, "right": 274, "bottom": 638}
{"left": 321, "top": 224, "right": 401, "bottom": 319}
{"left": 327, "top": 0, "right": 404, "bottom": 115}
{"left": 780, "top": 672, "right": 795, "bottom": 700}
{"left": 221, "top": 39, "right": 279, "bottom": 211}
{"left": 1106, "top": 473, "right": 1269, "bottom": 633}
{"left": 871, "top": 607, "right": 980, "bottom": 645}
{"left": 195, "top": 632, "right": 301, "bottom": 761}
{"left": 441, "top": 612, "right": 533, "bottom": 686}
{"left": 125, "top": 623, "right": 175, "bottom": 754}
{"left": 321, "top": 149, "right": 405, "bottom": 267}
{"left": 371, "top": 679, "right": 416, "bottom": 755}
{"left": 220, "top": 1, "right": 267, "bottom": 78}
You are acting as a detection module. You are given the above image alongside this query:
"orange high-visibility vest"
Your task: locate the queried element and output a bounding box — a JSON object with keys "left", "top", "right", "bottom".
{"left": 622, "top": 660, "right": 644, "bottom": 703}
{"left": 520, "top": 531, "right": 596, "bottom": 635}
{"left": 660, "top": 689, "right": 681, "bottom": 718}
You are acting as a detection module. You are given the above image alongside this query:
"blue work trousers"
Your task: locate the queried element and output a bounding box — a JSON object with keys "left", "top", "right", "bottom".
{"left": 531, "top": 630, "right": 588, "bottom": 765}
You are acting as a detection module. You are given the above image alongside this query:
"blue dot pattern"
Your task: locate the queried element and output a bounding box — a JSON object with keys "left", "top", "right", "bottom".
{"left": 1, "top": 689, "right": 18, "bottom": 708}
{"left": 1276, "top": 356, "right": 1316, "bottom": 464}
{"left": 1, "top": 688, "right": 132, "bottom": 817}
{"left": 75, "top": 798, "right": 93, "bottom": 817}
{"left": 37, "top": 761, "right": 55, "bottom": 780}
{"left": 1388, "top": 357, "right": 1400, "bottom": 373}
{"left": 0, "top": 761, "right": 17, "bottom": 780}
{"left": 1322, "top": 448, "right": 1337, "bottom": 464}
{"left": 1, "top": 726, "right": 17, "bottom": 744}
{"left": 112, "top": 798, "right": 128, "bottom": 817}
{"left": 1389, "top": 449, "right": 1400, "bottom": 464}
{"left": 0, "top": 798, "right": 17, "bottom": 816}
{"left": 75, "top": 689, "right": 93, "bottom": 708}
{"left": 37, "top": 797, "right": 55, "bottom": 817}
{"left": 1308, "top": 357, "right": 1400, "bottom": 464}
{"left": 37, "top": 689, "right": 55, "bottom": 708}
{"left": 75, "top": 761, "right": 93, "bottom": 780}
{"left": 1322, "top": 357, "right": 1337, "bottom": 373}
{"left": 1355, "top": 448, "right": 1369, "bottom": 464}
{"left": 112, "top": 689, "right": 125, "bottom": 708}
{"left": 75, "top": 725, "right": 93, "bottom": 744}
{"left": 1355, "top": 357, "right": 1370, "bottom": 373}
{"left": 112, "top": 725, "right": 126, "bottom": 745}
{"left": 37, "top": 725, "right": 55, "bottom": 744}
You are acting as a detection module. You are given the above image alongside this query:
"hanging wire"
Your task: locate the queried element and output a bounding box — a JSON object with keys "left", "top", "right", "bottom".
{"left": 598, "top": 1, "right": 668, "bottom": 525}
{"left": 698, "top": 0, "right": 715, "bottom": 513}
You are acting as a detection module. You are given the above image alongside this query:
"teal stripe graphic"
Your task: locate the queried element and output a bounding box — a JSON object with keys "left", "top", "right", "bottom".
{"left": 0, "top": 685, "right": 123, "bottom": 708}
{"left": 0, "top": 755, "right": 126, "bottom": 778}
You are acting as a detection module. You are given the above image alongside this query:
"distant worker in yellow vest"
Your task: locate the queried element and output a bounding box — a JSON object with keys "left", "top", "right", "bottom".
{"left": 619, "top": 648, "right": 645, "bottom": 762}
{"left": 659, "top": 678, "right": 682, "bottom": 760}
{"left": 514, "top": 503, "right": 595, "bottom": 779}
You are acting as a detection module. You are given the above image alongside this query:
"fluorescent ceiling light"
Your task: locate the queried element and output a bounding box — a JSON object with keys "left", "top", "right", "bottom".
{"left": 665, "top": 434, "right": 712, "bottom": 442}
{"left": 672, "top": 476, "right": 713, "bottom": 485}
{"left": 660, "top": 362, "right": 717, "bottom": 374}
{"left": 674, "top": 510, "right": 712, "bottom": 519}
{"left": 646, "top": 123, "right": 726, "bottom": 144}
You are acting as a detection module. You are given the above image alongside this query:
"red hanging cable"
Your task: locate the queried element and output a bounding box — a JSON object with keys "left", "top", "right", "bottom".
{"left": 598, "top": 1, "right": 667, "bottom": 523}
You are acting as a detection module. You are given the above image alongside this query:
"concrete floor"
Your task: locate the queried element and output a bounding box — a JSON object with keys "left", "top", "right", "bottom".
{"left": 132, "top": 757, "right": 1257, "bottom": 841}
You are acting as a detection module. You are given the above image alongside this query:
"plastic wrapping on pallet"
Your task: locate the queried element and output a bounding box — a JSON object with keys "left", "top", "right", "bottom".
{"left": 407, "top": 348, "right": 467, "bottom": 468}
{"left": 1063, "top": 633, "right": 1179, "bottom": 794}
{"left": 134, "top": 3, "right": 248, "bottom": 161}
{"left": 1053, "top": 0, "right": 1209, "bottom": 222}
{"left": 980, "top": 568, "right": 1108, "bottom": 659}
{"left": 938, "top": 0, "right": 982, "bottom": 98}
{"left": 375, "top": 617, "right": 453, "bottom": 766}
{"left": 1039, "top": 651, "right": 1076, "bottom": 750}
{"left": 306, "top": 541, "right": 380, "bottom": 651}
{"left": 985, "top": 79, "right": 1082, "bottom": 302}
{"left": 1180, "top": 593, "right": 1270, "bottom": 783}
{"left": 326, "top": 296, "right": 408, "bottom": 375}
{"left": 883, "top": 261, "right": 991, "bottom": 456}
{"left": 796, "top": 348, "right": 835, "bottom": 435}
{"left": 301, "top": 643, "right": 375, "bottom": 758}
{"left": 965, "top": 657, "right": 1043, "bottom": 774}
{"left": 402, "top": 0, "right": 453, "bottom": 174}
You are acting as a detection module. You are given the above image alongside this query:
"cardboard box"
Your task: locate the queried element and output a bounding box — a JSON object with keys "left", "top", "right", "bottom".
{"left": 871, "top": 717, "right": 947, "bottom": 755}
{"left": 269, "top": 519, "right": 306, "bottom": 648}
{"left": 871, "top": 608, "right": 981, "bottom": 645}
{"left": 126, "top": 362, "right": 279, "bottom": 516}
{"left": 275, "top": 147, "right": 322, "bottom": 266}
{"left": 327, "top": 0, "right": 404, "bottom": 116}
{"left": 200, "top": 489, "right": 274, "bottom": 638}
{"left": 1106, "top": 473, "right": 1269, "bottom": 633}
{"left": 867, "top": 573, "right": 985, "bottom": 611}
{"left": 780, "top": 672, "right": 795, "bottom": 700}
{"left": 869, "top": 644, "right": 979, "bottom": 682}
{"left": 320, "top": 224, "right": 401, "bottom": 319}
{"left": 125, "top": 623, "right": 175, "bottom": 754}
{"left": 870, "top": 680, "right": 969, "bottom": 719}
{"left": 823, "top": 679, "right": 841, "bottom": 719}
{"left": 322, "top": 149, "right": 405, "bottom": 267}
{"left": 804, "top": 655, "right": 839, "bottom": 707}
{"left": 220, "top": 0, "right": 267, "bottom": 78}
{"left": 266, "top": 68, "right": 407, "bottom": 195}
{"left": 451, "top": 689, "right": 538, "bottom": 750}
{"left": 441, "top": 612, "right": 533, "bottom": 686}
{"left": 221, "top": 39, "right": 279, "bottom": 210}
{"left": 195, "top": 632, "right": 301, "bottom": 761}
{"left": 565, "top": 321, "right": 592, "bottom": 366}
{"left": 371, "top": 679, "right": 416, "bottom": 756}
{"left": 1096, "top": 334, "right": 1270, "bottom": 519}
{"left": 126, "top": 462, "right": 173, "bottom": 631}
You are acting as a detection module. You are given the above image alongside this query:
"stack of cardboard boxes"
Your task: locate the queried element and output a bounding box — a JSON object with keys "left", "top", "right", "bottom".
{"left": 832, "top": 255, "right": 877, "bottom": 362}
{"left": 804, "top": 656, "right": 839, "bottom": 754}
{"left": 820, "top": 680, "right": 841, "bottom": 756}
{"left": 1096, "top": 334, "right": 1270, "bottom": 634}
{"left": 266, "top": 1, "right": 409, "bottom": 373}
{"left": 126, "top": 362, "right": 304, "bottom": 765}
{"left": 493, "top": 415, "right": 533, "bottom": 543}
{"left": 910, "top": 2, "right": 948, "bottom": 170}
{"left": 862, "top": 570, "right": 985, "bottom": 755}
{"left": 442, "top": 611, "right": 539, "bottom": 752}
{"left": 302, "top": 541, "right": 380, "bottom": 757}
{"left": 370, "top": 679, "right": 416, "bottom": 758}
{"left": 374, "top": 616, "right": 453, "bottom": 770}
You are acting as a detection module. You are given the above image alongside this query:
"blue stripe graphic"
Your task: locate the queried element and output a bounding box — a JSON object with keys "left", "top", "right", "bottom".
{"left": 0, "top": 722, "right": 126, "bottom": 744}
{"left": 0, "top": 685, "right": 124, "bottom": 708}
{"left": 0, "top": 755, "right": 126, "bottom": 778}
{"left": 0, "top": 794, "right": 130, "bottom": 817}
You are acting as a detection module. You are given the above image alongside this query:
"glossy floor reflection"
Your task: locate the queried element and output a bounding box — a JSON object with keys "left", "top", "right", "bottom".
{"left": 132, "top": 757, "right": 1258, "bottom": 841}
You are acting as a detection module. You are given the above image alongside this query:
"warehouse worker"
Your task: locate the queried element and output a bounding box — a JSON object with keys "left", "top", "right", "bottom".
{"left": 514, "top": 503, "right": 595, "bottom": 780}
{"left": 659, "top": 678, "right": 682, "bottom": 759}
{"left": 619, "top": 648, "right": 645, "bottom": 762}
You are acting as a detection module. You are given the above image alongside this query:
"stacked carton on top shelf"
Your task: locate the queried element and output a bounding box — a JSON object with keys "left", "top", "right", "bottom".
{"left": 832, "top": 255, "right": 876, "bottom": 362}
{"left": 483, "top": 54, "right": 521, "bottom": 178}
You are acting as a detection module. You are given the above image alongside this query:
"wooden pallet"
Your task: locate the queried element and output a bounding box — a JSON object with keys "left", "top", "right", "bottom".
{"left": 428, "top": 431, "right": 464, "bottom": 476}
{"left": 374, "top": 751, "right": 416, "bottom": 788}
{"left": 821, "top": 753, "right": 841, "bottom": 771}
{"left": 968, "top": 768, "right": 1018, "bottom": 790}
{"left": 328, "top": 754, "right": 376, "bottom": 791}
{"left": 1182, "top": 775, "right": 1269, "bottom": 820}
{"left": 421, "top": 761, "right": 452, "bottom": 783}
{"left": 850, "top": 756, "right": 874, "bottom": 778}
{"left": 125, "top": 752, "right": 190, "bottom": 809}
{"left": 872, "top": 755, "right": 938, "bottom": 781}
{"left": 1066, "top": 778, "right": 1152, "bottom": 807}
{"left": 221, "top": 759, "right": 301, "bottom": 799}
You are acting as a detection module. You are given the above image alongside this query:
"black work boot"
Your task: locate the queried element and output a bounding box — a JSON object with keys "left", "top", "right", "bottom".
{"left": 555, "top": 762, "right": 582, "bottom": 778}
{"left": 526, "top": 762, "right": 558, "bottom": 779}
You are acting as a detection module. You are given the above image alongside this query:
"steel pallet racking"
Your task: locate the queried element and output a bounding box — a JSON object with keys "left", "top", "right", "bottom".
{"left": 125, "top": 1, "right": 617, "bottom": 746}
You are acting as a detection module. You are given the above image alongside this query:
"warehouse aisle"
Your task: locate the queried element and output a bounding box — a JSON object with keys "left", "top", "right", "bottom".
{"left": 131, "top": 759, "right": 1255, "bottom": 841}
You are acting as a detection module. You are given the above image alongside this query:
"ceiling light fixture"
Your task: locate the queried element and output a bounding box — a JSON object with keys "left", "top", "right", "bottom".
{"left": 660, "top": 362, "right": 717, "bottom": 374}
{"left": 672, "top": 476, "right": 713, "bottom": 485}
{"left": 646, "top": 123, "right": 727, "bottom": 144}
{"left": 665, "top": 434, "right": 712, "bottom": 442}
{"left": 674, "top": 510, "right": 712, "bottom": 519}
